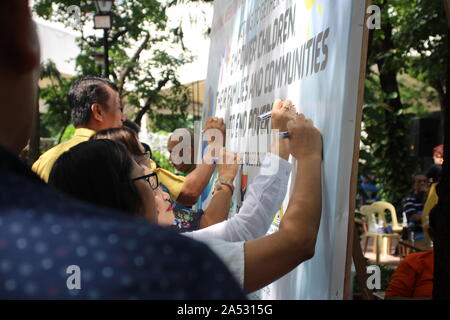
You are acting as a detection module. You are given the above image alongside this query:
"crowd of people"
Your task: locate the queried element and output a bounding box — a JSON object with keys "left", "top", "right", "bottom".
{"left": 1, "top": 0, "right": 445, "bottom": 301}
{"left": 0, "top": 1, "right": 324, "bottom": 299}
{"left": 383, "top": 145, "right": 444, "bottom": 299}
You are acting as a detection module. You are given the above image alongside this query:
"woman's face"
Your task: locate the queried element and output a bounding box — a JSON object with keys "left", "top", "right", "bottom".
{"left": 154, "top": 187, "right": 175, "bottom": 226}
{"left": 130, "top": 160, "right": 157, "bottom": 222}
{"left": 131, "top": 158, "right": 175, "bottom": 226}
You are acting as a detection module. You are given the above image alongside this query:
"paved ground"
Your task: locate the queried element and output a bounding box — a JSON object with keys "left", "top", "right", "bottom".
{"left": 361, "top": 238, "right": 401, "bottom": 267}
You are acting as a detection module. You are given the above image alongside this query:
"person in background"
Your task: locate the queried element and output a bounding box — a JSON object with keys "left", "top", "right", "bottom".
{"left": 401, "top": 173, "right": 430, "bottom": 241}
{"left": 422, "top": 144, "right": 444, "bottom": 241}
{"left": 360, "top": 174, "right": 381, "bottom": 204}
{"left": 385, "top": 205, "right": 437, "bottom": 299}
{"left": 432, "top": 144, "right": 444, "bottom": 165}
{"left": 161, "top": 118, "right": 226, "bottom": 205}
{"left": 90, "top": 127, "right": 239, "bottom": 232}
{"left": 0, "top": 0, "right": 245, "bottom": 299}
{"left": 123, "top": 119, "right": 152, "bottom": 158}
{"left": 32, "top": 76, "right": 125, "bottom": 182}
{"left": 167, "top": 128, "right": 196, "bottom": 175}
{"left": 49, "top": 100, "right": 324, "bottom": 294}
{"left": 31, "top": 73, "right": 225, "bottom": 207}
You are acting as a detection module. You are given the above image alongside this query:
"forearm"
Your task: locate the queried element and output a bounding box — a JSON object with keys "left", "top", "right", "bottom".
{"left": 201, "top": 188, "right": 232, "bottom": 229}
{"left": 243, "top": 231, "right": 313, "bottom": 293}
{"left": 188, "top": 153, "right": 292, "bottom": 242}
{"left": 178, "top": 162, "right": 215, "bottom": 206}
{"left": 269, "top": 137, "right": 289, "bottom": 161}
{"left": 243, "top": 155, "right": 322, "bottom": 293}
{"left": 279, "top": 155, "right": 322, "bottom": 248}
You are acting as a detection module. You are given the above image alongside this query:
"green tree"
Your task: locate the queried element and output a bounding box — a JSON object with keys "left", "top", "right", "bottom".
{"left": 360, "top": 0, "right": 419, "bottom": 207}
{"left": 359, "top": 0, "right": 450, "bottom": 297}
{"left": 39, "top": 61, "right": 76, "bottom": 142}
{"left": 33, "top": 0, "right": 192, "bottom": 135}
{"left": 397, "top": 0, "right": 449, "bottom": 115}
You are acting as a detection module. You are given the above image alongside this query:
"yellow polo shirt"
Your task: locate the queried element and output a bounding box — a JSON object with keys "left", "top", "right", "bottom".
{"left": 32, "top": 128, "right": 96, "bottom": 182}
{"left": 149, "top": 159, "right": 186, "bottom": 200}
{"left": 32, "top": 127, "right": 185, "bottom": 200}
{"left": 422, "top": 183, "right": 439, "bottom": 242}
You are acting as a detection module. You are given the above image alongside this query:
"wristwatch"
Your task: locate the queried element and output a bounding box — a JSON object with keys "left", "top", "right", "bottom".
{"left": 214, "top": 177, "right": 234, "bottom": 194}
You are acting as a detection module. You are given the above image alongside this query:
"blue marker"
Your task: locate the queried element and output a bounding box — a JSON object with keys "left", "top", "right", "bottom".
{"left": 258, "top": 106, "right": 296, "bottom": 121}
{"left": 258, "top": 111, "right": 272, "bottom": 121}
{"left": 279, "top": 132, "right": 290, "bottom": 139}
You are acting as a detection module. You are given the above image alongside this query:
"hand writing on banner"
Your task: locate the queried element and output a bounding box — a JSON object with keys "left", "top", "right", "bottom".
{"left": 203, "top": 117, "right": 225, "bottom": 164}
{"left": 269, "top": 99, "right": 296, "bottom": 161}
{"left": 271, "top": 99, "right": 297, "bottom": 132}
{"left": 217, "top": 148, "right": 241, "bottom": 181}
{"left": 204, "top": 117, "right": 226, "bottom": 146}
{"left": 287, "top": 114, "right": 322, "bottom": 161}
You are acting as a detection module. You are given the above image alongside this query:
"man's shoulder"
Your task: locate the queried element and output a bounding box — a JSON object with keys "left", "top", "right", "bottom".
{"left": 403, "top": 195, "right": 421, "bottom": 204}
{"left": 32, "top": 136, "right": 89, "bottom": 180}
{"left": 0, "top": 170, "right": 245, "bottom": 299}
{"left": 402, "top": 250, "right": 433, "bottom": 268}
{"left": 34, "top": 137, "right": 83, "bottom": 164}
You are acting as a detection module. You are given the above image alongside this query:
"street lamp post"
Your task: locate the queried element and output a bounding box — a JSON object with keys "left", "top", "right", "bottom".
{"left": 93, "top": 0, "right": 113, "bottom": 78}
{"left": 91, "top": 52, "right": 105, "bottom": 76}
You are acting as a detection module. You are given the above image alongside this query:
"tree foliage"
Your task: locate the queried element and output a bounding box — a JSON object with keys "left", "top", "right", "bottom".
{"left": 33, "top": 0, "right": 194, "bottom": 136}
{"left": 39, "top": 61, "right": 77, "bottom": 141}
{"left": 359, "top": 0, "right": 447, "bottom": 208}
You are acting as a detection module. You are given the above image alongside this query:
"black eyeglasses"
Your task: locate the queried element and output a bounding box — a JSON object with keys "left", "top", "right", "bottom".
{"left": 132, "top": 172, "right": 159, "bottom": 190}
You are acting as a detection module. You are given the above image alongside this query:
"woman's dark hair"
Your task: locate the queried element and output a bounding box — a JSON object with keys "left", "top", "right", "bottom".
{"left": 49, "top": 139, "right": 143, "bottom": 216}
{"left": 91, "top": 127, "right": 145, "bottom": 157}
{"left": 426, "top": 164, "right": 442, "bottom": 184}
{"left": 123, "top": 119, "right": 141, "bottom": 134}
{"left": 69, "top": 76, "right": 119, "bottom": 127}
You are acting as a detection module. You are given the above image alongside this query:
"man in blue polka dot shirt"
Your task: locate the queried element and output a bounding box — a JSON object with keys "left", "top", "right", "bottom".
{"left": 0, "top": 0, "right": 245, "bottom": 300}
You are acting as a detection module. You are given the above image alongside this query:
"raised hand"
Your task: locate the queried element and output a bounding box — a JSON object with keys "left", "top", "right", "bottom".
{"left": 271, "top": 99, "right": 297, "bottom": 132}
{"left": 217, "top": 147, "right": 241, "bottom": 181}
{"left": 287, "top": 114, "right": 323, "bottom": 160}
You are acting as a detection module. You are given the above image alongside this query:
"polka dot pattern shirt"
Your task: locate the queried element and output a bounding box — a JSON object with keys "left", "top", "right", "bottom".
{"left": 0, "top": 146, "right": 245, "bottom": 300}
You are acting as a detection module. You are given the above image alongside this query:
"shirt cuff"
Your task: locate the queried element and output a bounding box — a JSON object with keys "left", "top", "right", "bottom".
{"left": 260, "top": 152, "right": 293, "bottom": 177}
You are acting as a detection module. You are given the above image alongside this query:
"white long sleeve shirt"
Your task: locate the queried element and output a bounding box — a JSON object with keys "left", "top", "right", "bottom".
{"left": 185, "top": 152, "right": 292, "bottom": 242}
{"left": 183, "top": 153, "right": 293, "bottom": 288}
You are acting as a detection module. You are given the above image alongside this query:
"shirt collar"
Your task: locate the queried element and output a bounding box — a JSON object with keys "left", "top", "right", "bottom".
{"left": 73, "top": 128, "right": 96, "bottom": 138}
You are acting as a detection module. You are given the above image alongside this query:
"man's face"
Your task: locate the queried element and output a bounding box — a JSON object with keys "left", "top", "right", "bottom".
{"left": 99, "top": 86, "right": 125, "bottom": 130}
{"left": 413, "top": 174, "right": 429, "bottom": 197}
{"left": 433, "top": 155, "right": 444, "bottom": 165}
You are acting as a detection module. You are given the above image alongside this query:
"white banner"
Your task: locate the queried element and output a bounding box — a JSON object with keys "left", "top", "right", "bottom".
{"left": 200, "top": 0, "right": 367, "bottom": 299}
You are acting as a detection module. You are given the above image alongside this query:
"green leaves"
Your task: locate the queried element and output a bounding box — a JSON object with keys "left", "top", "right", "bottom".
{"left": 33, "top": 0, "right": 200, "bottom": 132}
{"left": 386, "top": 91, "right": 398, "bottom": 100}
{"left": 358, "top": 0, "right": 446, "bottom": 209}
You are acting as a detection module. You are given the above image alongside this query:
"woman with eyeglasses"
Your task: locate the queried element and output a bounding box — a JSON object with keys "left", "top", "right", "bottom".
{"left": 49, "top": 139, "right": 158, "bottom": 222}
{"left": 49, "top": 100, "right": 324, "bottom": 294}
{"left": 90, "top": 126, "right": 239, "bottom": 232}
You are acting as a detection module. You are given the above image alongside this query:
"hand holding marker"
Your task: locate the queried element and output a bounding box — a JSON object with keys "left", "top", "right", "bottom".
{"left": 258, "top": 105, "right": 296, "bottom": 139}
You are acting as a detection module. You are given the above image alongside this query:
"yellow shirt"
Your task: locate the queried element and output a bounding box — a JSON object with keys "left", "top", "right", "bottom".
{"left": 32, "top": 128, "right": 96, "bottom": 182}
{"left": 149, "top": 159, "right": 186, "bottom": 201}
{"left": 33, "top": 127, "right": 186, "bottom": 200}
{"left": 422, "top": 183, "right": 438, "bottom": 242}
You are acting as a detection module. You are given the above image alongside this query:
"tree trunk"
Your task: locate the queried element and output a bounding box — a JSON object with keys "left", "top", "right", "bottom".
{"left": 58, "top": 119, "right": 70, "bottom": 144}
{"left": 374, "top": 1, "right": 410, "bottom": 201}
{"left": 134, "top": 103, "right": 151, "bottom": 127}
{"left": 433, "top": 0, "right": 450, "bottom": 300}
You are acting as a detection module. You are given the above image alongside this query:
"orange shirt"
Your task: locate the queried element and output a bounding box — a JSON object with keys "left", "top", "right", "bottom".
{"left": 386, "top": 250, "right": 433, "bottom": 298}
